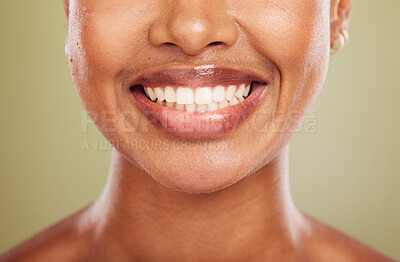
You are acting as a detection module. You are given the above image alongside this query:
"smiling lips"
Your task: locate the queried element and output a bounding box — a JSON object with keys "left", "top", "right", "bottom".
{"left": 129, "top": 65, "right": 268, "bottom": 138}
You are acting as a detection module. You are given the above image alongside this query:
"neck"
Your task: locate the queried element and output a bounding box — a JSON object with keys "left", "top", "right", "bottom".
{"left": 84, "top": 146, "right": 306, "bottom": 262}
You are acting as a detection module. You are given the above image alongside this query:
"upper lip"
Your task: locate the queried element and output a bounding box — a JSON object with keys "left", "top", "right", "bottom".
{"left": 128, "top": 64, "right": 269, "bottom": 88}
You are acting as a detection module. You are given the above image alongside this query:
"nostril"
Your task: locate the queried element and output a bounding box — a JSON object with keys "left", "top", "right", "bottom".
{"left": 162, "top": 42, "right": 176, "bottom": 47}
{"left": 208, "top": 41, "right": 224, "bottom": 46}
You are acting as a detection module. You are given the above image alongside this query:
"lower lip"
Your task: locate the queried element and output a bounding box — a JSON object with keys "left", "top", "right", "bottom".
{"left": 130, "top": 82, "right": 267, "bottom": 139}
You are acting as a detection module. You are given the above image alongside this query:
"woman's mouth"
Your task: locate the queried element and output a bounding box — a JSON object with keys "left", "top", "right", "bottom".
{"left": 129, "top": 65, "right": 269, "bottom": 139}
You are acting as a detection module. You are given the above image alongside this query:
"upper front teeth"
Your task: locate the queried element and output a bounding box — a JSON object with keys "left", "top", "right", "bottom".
{"left": 213, "top": 86, "right": 225, "bottom": 102}
{"left": 165, "top": 86, "right": 176, "bottom": 102}
{"left": 143, "top": 84, "right": 251, "bottom": 112}
{"left": 195, "top": 87, "right": 212, "bottom": 104}
{"left": 176, "top": 87, "right": 194, "bottom": 104}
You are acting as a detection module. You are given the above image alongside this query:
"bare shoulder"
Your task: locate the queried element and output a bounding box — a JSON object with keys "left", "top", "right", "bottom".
{"left": 302, "top": 214, "right": 396, "bottom": 262}
{"left": 0, "top": 208, "right": 94, "bottom": 262}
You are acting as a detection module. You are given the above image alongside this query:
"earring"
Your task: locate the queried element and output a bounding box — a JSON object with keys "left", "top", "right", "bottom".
{"left": 330, "top": 29, "right": 349, "bottom": 55}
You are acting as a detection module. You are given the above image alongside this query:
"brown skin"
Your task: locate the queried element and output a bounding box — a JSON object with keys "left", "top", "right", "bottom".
{"left": 0, "top": 0, "right": 395, "bottom": 261}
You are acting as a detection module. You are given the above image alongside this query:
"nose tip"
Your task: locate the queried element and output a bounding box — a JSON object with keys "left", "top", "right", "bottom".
{"left": 149, "top": 4, "right": 238, "bottom": 56}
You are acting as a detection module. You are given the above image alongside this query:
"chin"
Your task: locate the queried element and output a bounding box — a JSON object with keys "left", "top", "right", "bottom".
{"left": 151, "top": 168, "right": 243, "bottom": 194}
{"left": 135, "top": 148, "right": 248, "bottom": 194}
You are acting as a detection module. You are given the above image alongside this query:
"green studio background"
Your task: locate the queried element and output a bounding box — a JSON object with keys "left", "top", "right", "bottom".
{"left": 0, "top": 1, "right": 399, "bottom": 259}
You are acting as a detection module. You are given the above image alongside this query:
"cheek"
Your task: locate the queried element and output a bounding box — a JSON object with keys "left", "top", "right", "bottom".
{"left": 69, "top": 13, "right": 141, "bottom": 87}
{"left": 235, "top": 0, "right": 330, "bottom": 127}
{"left": 67, "top": 3, "right": 152, "bottom": 129}
{"left": 240, "top": 1, "right": 331, "bottom": 67}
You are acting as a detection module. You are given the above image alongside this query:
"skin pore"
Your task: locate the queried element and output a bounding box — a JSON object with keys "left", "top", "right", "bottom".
{"left": 0, "top": 0, "right": 395, "bottom": 261}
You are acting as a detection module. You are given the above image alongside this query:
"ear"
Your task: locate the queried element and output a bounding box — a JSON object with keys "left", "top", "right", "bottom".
{"left": 63, "top": 0, "right": 69, "bottom": 21}
{"left": 330, "top": 0, "right": 353, "bottom": 47}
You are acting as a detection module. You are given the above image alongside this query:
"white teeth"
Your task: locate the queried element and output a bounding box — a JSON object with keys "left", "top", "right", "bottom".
{"left": 156, "top": 99, "right": 165, "bottom": 106}
{"left": 235, "top": 84, "right": 245, "bottom": 99}
{"left": 243, "top": 84, "right": 251, "bottom": 97}
{"left": 185, "top": 103, "right": 196, "bottom": 113}
{"left": 165, "top": 86, "right": 176, "bottom": 102}
{"left": 144, "top": 87, "right": 150, "bottom": 98}
{"left": 208, "top": 101, "right": 219, "bottom": 112}
{"left": 213, "top": 86, "right": 225, "bottom": 102}
{"left": 218, "top": 100, "right": 229, "bottom": 109}
{"left": 225, "top": 85, "right": 236, "bottom": 101}
{"left": 229, "top": 96, "right": 239, "bottom": 106}
{"left": 146, "top": 87, "right": 157, "bottom": 101}
{"left": 175, "top": 103, "right": 185, "bottom": 111}
{"left": 176, "top": 87, "right": 194, "bottom": 104}
{"left": 154, "top": 88, "right": 165, "bottom": 102}
{"left": 197, "top": 104, "right": 207, "bottom": 113}
{"left": 143, "top": 84, "right": 252, "bottom": 112}
{"left": 195, "top": 87, "right": 212, "bottom": 104}
{"left": 166, "top": 102, "right": 175, "bottom": 108}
